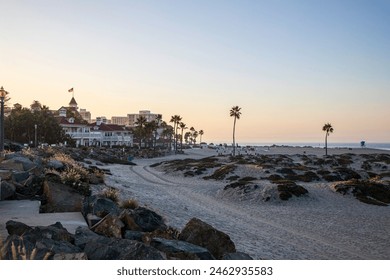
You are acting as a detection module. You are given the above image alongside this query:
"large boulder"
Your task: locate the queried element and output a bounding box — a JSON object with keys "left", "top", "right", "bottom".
{"left": 43, "top": 180, "right": 84, "bottom": 212}
{"left": 91, "top": 214, "right": 124, "bottom": 238}
{"left": 84, "top": 238, "right": 166, "bottom": 260}
{"left": 120, "top": 207, "right": 167, "bottom": 232}
{"left": 82, "top": 195, "right": 120, "bottom": 218}
{"left": 6, "top": 220, "right": 33, "bottom": 236}
{"left": 0, "top": 157, "right": 36, "bottom": 171}
{"left": 1, "top": 222, "right": 76, "bottom": 260}
{"left": 179, "top": 218, "right": 236, "bottom": 259}
{"left": 150, "top": 237, "right": 215, "bottom": 260}
{"left": 0, "top": 181, "right": 16, "bottom": 200}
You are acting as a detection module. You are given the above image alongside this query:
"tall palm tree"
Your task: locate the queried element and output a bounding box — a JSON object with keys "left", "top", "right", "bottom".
{"left": 135, "top": 116, "right": 147, "bottom": 148}
{"left": 322, "top": 123, "right": 334, "bottom": 156}
{"left": 230, "top": 106, "right": 242, "bottom": 156}
{"left": 199, "top": 130, "right": 204, "bottom": 144}
{"left": 189, "top": 127, "right": 195, "bottom": 145}
{"left": 170, "top": 115, "right": 182, "bottom": 152}
{"left": 179, "top": 122, "right": 187, "bottom": 151}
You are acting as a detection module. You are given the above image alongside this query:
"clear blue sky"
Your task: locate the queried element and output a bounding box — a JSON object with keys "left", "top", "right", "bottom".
{"left": 1, "top": 0, "right": 389, "bottom": 143}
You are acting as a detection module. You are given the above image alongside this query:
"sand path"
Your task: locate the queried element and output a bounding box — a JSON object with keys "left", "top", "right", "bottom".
{"left": 104, "top": 148, "right": 390, "bottom": 260}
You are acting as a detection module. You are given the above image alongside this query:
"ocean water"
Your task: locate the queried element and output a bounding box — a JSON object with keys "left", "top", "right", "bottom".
{"left": 238, "top": 142, "right": 390, "bottom": 151}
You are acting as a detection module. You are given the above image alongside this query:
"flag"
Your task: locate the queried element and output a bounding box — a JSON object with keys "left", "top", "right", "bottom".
{"left": 68, "top": 88, "right": 74, "bottom": 93}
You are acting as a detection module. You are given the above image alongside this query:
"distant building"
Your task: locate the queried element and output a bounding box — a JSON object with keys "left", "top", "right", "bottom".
{"left": 57, "top": 96, "right": 133, "bottom": 147}
{"left": 79, "top": 109, "right": 92, "bottom": 123}
{"left": 111, "top": 116, "right": 129, "bottom": 126}
{"left": 127, "top": 110, "right": 160, "bottom": 127}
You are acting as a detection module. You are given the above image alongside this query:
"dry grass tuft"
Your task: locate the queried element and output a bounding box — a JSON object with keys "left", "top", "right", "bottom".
{"left": 120, "top": 198, "right": 139, "bottom": 209}
{"left": 101, "top": 187, "right": 120, "bottom": 203}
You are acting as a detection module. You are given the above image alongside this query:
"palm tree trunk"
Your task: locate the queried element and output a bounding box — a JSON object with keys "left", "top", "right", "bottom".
{"left": 325, "top": 133, "right": 328, "bottom": 156}
{"left": 232, "top": 117, "right": 236, "bottom": 156}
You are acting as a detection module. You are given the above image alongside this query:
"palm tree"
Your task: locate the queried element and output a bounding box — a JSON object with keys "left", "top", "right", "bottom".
{"left": 189, "top": 127, "right": 195, "bottom": 145}
{"left": 322, "top": 123, "right": 334, "bottom": 156}
{"left": 170, "top": 115, "right": 182, "bottom": 152}
{"left": 199, "top": 130, "right": 204, "bottom": 144}
{"left": 179, "top": 122, "right": 187, "bottom": 151}
{"left": 135, "top": 116, "right": 147, "bottom": 148}
{"left": 230, "top": 106, "right": 242, "bottom": 156}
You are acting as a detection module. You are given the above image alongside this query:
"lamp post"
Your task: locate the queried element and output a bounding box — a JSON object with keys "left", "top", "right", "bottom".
{"left": 35, "top": 124, "right": 38, "bottom": 148}
{"left": 0, "top": 86, "right": 7, "bottom": 153}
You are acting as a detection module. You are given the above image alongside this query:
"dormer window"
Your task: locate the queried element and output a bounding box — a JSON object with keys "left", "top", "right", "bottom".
{"left": 69, "top": 117, "right": 75, "bottom": 124}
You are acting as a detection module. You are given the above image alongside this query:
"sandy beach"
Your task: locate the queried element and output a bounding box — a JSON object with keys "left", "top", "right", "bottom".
{"left": 103, "top": 146, "right": 390, "bottom": 260}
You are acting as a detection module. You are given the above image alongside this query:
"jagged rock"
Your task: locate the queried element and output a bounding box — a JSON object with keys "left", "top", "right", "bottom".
{"left": 1, "top": 181, "right": 16, "bottom": 200}
{"left": 222, "top": 252, "right": 254, "bottom": 260}
{"left": 74, "top": 226, "right": 107, "bottom": 250}
{"left": 30, "top": 222, "right": 74, "bottom": 243}
{"left": 47, "top": 159, "right": 64, "bottom": 170}
{"left": 124, "top": 230, "right": 145, "bottom": 241}
{"left": 84, "top": 238, "right": 166, "bottom": 260}
{"left": 12, "top": 171, "right": 30, "bottom": 183}
{"left": 151, "top": 237, "right": 215, "bottom": 260}
{"left": 129, "top": 207, "right": 167, "bottom": 232}
{"left": 0, "top": 170, "right": 12, "bottom": 180}
{"left": 2, "top": 222, "right": 75, "bottom": 260}
{"left": 6, "top": 220, "right": 33, "bottom": 236}
{"left": 35, "top": 238, "right": 81, "bottom": 256}
{"left": 91, "top": 214, "right": 124, "bottom": 238}
{"left": 0, "top": 157, "right": 36, "bottom": 171}
{"left": 43, "top": 180, "right": 84, "bottom": 212}
{"left": 179, "top": 218, "right": 236, "bottom": 259}
{"left": 82, "top": 195, "right": 120, "bottom": 218}
{"left": 53, "top": 252, "right": 88, "bottom": 260}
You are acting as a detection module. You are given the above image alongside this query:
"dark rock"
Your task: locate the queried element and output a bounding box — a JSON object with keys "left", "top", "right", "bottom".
{"left": 151, "top": 237, "right": 215, "bottom": 260}
{"left": 84, "top": 238, "right": 166, "bottom": 260}
{"left": 179, "top": 218, "right": 236, "bottom": 259}
{"left": 43, "top": 180, "right": 84, "bottom": 212}
{"left": 30, "top": 222, "right": 74, "bottom": 243}
{"left": 1, "top": 181, "right": 16, "bottom": 200}
{"left": 82, "top": 195, "right": 120, "bottom": 218}
{"left": 91, "top": 214, "right": 124, "bottom": 238}
{"left": 125, "top": 207, "right": 167, "bottom": 232}
{"left": 222, "top": 252, "right": 254, "bottom": 260}
{"left": 124, "top": 230, "right": 145, "bottom": 241}
{"left": 0, "top": 157, "right": 36, "bottom": 171}
{"left": 12, "top": 171, "right": 31, "bottom": 183}
{"left": 53, "top": 252, "right": 88, "bottom": 260}
{"left": 0, "top": 170, "right": 12, "bottom": 180}
{"left": 47, "top": 159, "right": 64, "bottom": 170}
{"left": 6, "top": 220, "right": 33, "bottom": 236}
{"left": 35, "top": 238, "right": 81, "bottom": 256}
{"left": 74, "top": 226, "right": 107, "bottom": 250}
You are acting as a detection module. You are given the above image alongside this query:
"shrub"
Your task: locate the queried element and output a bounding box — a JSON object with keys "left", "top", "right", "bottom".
{"left": 120, "top": 198, "right": 139, "bottom": 209}
{"left": 101, "top": 187, "right": 120, "bottom": 203}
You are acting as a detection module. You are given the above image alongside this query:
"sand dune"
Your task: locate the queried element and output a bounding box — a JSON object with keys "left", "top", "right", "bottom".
{"left": 103, "top": 147, "right": 390, "bottom": 259}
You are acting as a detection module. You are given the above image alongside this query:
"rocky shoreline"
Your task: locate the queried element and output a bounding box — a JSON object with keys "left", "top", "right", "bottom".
{"left": 0, "top": 147, "right": 251, "bottom": 260}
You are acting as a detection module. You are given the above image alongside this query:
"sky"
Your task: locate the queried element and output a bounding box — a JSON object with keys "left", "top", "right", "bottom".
{"left": 1, "top": 0, "right": 389, "bottom": 144}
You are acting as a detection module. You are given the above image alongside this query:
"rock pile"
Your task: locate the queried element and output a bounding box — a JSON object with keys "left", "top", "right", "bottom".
{"left": 1, "top": 194, "right": 252, "bottom": 260}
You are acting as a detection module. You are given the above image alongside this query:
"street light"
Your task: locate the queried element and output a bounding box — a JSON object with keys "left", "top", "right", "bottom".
{"left": 35, "top": 124, "right": 38, "bottom": 148}
{"left": 0, "top": 86, "right": 8, "bottom": 153}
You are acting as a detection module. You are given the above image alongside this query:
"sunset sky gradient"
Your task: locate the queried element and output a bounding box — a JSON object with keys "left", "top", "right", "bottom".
{"left": 1, "top": 0, "right": 389, "bottom": 143}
